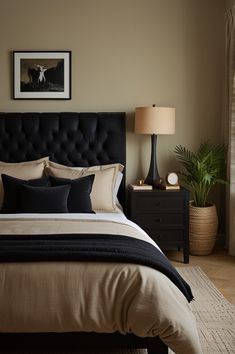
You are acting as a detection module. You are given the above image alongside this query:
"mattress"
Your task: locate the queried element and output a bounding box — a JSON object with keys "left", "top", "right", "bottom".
{"left": 0, "top": 212, "right": 202, "bottom": 354}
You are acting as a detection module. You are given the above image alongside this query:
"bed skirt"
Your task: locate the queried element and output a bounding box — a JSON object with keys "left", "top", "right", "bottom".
{"left": 0, "top": 332, "right": 168, "bottom": 354}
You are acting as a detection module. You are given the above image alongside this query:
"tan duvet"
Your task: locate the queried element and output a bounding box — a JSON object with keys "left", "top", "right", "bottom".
{"left": 0, "top": 215, "right": 202, "bottom": 354}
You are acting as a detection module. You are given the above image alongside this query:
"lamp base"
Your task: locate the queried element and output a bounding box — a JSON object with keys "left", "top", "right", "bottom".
{"left": 153, "top": 178, "right": 164, "bottom": 188}
{"left": 144, "top": 134, "right": 163, "bottom": 187}
{"left": 144, "top": 176, "right": 163, "bottom": 188}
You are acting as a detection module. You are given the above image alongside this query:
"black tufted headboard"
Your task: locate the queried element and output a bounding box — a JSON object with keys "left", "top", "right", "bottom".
{"left": 0, "top": 112, "right": 126, "bottom": 207}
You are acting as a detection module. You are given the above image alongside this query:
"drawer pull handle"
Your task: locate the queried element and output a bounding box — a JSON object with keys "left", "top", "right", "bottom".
{"left": 154, "top": 218, "right": 162, "bottom": 223}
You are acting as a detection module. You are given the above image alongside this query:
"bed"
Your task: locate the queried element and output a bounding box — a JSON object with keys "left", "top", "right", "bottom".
{"left": 0, "top": 112, "right": 202, "bottom": 354}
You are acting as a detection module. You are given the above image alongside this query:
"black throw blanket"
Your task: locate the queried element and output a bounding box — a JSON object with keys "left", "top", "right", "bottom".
{"left": 0, "top": 234, "right": 193, "bottom": 302}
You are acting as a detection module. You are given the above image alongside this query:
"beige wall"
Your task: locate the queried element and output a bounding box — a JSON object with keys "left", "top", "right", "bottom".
{"left": 0, "top": 0, "right": 225, "bottom": 187}
{"left": 227, "top": 0, "right": 235, "bottom": 8}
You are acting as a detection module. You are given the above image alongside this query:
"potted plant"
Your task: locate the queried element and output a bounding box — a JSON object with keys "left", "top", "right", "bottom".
{"left": 174, "top": 142, "right": 227, "bottom": 255}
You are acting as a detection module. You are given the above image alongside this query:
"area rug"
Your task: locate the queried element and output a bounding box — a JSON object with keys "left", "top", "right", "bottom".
{"left": 174, "top": 266, "right": 235, "bottom": 354}
{"left": 2, "top": 267, "right": 234, "bottom": 354}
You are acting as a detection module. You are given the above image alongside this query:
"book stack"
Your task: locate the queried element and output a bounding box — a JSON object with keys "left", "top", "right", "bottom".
{"left": 129, "top": 184, "right": 153, "bottom": 190}
{"left": 159, "top": 183, "right": 180, "bottom": 190}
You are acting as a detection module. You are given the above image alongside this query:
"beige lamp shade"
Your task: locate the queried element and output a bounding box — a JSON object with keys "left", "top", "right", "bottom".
{"left": 135, "top": 106, "right": 175, "bottom": 135}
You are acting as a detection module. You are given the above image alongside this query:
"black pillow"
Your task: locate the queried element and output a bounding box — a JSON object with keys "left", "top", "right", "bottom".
{"left": 50, "top": 174, "right": 95, "bottom": 213}
{"left": 1, "top": 174, "right": 49, "bottom": 213}
{"left": 20, "top": 184, "right": 71, "bottom": 213}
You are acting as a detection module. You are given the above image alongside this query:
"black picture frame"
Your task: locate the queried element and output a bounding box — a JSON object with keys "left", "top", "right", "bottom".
{"left": 13, "top": 51, "right": 71, "bottom": 100}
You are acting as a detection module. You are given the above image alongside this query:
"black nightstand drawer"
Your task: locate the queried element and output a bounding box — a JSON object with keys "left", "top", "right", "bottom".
{"left": 145, "top": 229, "right": 184, "bottom": 243}
{"left": 128, "top": 187, "right": 189, "bottom": 263}
{"left": 132, "top": 192, "right": 184, "bottom": 212}
{"left": 131, "top": 213, "right": 184, "bottom": 227}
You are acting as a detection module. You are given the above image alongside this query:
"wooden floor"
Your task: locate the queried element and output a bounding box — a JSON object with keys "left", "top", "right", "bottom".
{"left": 166, "top": 247, "right": 235, "bottom": 305}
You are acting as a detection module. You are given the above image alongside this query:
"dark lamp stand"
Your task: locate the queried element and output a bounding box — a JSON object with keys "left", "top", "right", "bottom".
{"left": 144, "top": 134, "right": 162, "bottom": 186}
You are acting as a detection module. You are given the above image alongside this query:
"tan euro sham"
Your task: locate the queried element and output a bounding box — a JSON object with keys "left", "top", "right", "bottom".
{"left": 45, "top": 164, "right": 121, "bottom": 211}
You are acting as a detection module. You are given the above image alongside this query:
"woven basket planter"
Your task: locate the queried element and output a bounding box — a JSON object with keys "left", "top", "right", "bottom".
{"left": 189, "top": 201, "right": 218, "bottom": 256}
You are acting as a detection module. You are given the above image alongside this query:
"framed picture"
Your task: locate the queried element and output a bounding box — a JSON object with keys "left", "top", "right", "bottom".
{"left": 13, "top": 51, "right": 71, "bottom": 100}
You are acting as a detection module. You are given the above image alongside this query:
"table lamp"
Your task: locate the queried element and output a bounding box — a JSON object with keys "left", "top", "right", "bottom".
{"left": 135, "top": 105, "right": 175, "bottom": 186}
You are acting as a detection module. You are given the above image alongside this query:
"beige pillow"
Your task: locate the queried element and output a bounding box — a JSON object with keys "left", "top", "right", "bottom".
{"left": 82, "top": 167, "right": 120, "bottom": 211}
{"left": 45, "top": 164, "right": 121, "bottom": 211}
{"left": 47, "top": 160, "right": 124, "bottom": 173}
{"left": 45, "top": 165, "right": 83, "bottom": 179}
{"left": 0, "top": 157, "right": 49, "bottom": 209}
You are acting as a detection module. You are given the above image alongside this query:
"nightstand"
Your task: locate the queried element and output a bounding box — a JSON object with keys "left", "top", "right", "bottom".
{"left": 128, "top": 186, "right": 189, "bottom": 263}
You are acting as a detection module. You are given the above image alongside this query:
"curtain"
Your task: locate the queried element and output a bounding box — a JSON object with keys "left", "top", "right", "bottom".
{"left": 224, "top": 7, "right": 235, "bottom": 255}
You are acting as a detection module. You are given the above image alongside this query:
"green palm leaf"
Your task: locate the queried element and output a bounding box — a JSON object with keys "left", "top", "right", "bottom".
{"left": 174, "top": 142, "right": 227, "bottom": 207}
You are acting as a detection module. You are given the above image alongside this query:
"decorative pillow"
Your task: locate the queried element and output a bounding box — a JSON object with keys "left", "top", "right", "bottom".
{"left": 50, "top": 175, "right": 95, "bottom": 213}
{"left": 45, "top": 164, "right": 121, "bottom": 211}
{"left": 0, "top": 157, "right": 49, "bottom": 209}
{"left": 114, "top": 171, "right": 124, "bottom": 211}
{"left": 81, "top": 167, "right": 120, "bottom": 211}
{"left": 79, "top": 166, "right": 124, "bottom": 211}
{"left": 1, "top": 174, "right": 49, "bottom": 213}
{"left": 20, "top": 184, "right": 71, "bottom": 213}
{"left": 46, "top": 160, "right": 124, "bottom": 173}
